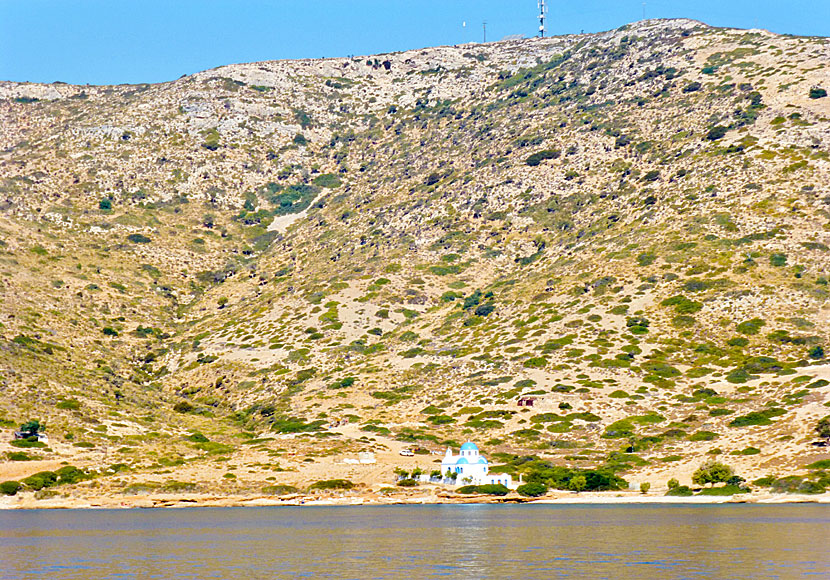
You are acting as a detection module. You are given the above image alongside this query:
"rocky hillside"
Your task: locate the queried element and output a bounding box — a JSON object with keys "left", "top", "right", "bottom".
{"left": 1, "top": 19, "right": 830, "bottom": 497}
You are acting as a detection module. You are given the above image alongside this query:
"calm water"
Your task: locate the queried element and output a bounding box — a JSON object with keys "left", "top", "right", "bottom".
{"left": 0, "top": 504, "right": 828, "bottom": 579}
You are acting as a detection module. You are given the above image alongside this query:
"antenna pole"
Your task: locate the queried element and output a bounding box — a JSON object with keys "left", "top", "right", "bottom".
{"left": 538, "top": 0, "right": 547, "bottom": 38}
{"left": 642, "top": 2, "right": 646, "bottom": 20}
{"left": 483, "top": 21, "right": 487, "bottom": 43}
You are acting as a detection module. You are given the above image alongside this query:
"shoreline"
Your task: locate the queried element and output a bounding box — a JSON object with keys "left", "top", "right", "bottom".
{"left": 3, "top": 490, "right": 829, "bottom": 510}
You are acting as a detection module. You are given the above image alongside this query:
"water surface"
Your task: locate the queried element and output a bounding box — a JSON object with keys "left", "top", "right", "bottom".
{"left": 1, "top": 504, "right": 828, "bottom": 579}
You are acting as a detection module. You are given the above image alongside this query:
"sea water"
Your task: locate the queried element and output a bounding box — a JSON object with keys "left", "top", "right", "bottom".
{"left": 0, "top": 504, "right": 828, "bottom": 579}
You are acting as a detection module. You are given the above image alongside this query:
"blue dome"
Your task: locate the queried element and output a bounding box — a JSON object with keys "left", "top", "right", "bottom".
{"left": 477, "top": 457, "right": 488, "bottom": 465}
{"left": 460, "top": 442, "right": 479, "bottom": 451}
{"left": 455, "top": 457, "right": 470, "bottom": 465}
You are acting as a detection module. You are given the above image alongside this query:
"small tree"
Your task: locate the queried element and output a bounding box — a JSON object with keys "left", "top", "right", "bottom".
{"left": 98, "top": 198, "right": 112, "bottom": 211}
{"left": 640, "top": 482, "right": 651, "bottom": 494}
{"left": 19, "top": 420, "right": 42, "bottom": 437}
{"left": 667, "top": 478, "right": 680, "bottom": 490}
{"left": 569, "top": 475, "right": 587, "bottom": 492}
{"left": 692, "top": 460, "right": 734, "bottom": 487}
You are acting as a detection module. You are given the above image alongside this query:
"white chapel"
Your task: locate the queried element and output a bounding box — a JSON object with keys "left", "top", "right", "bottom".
{"left": 441, "top": 442, "right": 514, "bottom": 487}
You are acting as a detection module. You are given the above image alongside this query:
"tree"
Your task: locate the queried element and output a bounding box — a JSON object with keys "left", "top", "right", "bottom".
{"left": 692, "top": 461, "right": 734, "bottom": 486}
{"left": 667, "top": 478, "right": 680, "bottom": 490}
{"left": 98, "top": 198, "right": 112, "bottom": 211}
{"left": 19, "top": 420, "right": 42, "bottom": 437}
{"left": 640, "top": 482, "right": 651, "bottom": 494}
{"left": 816, "top": 416, "right": 830, "bottom": 444}
{"left": 568, "top": 475, "right": 587, "bottom": 492}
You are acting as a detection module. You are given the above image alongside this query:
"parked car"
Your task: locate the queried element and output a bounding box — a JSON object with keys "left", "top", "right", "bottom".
{"left": 399, "top": 449, "right": 414, "bottom": 457}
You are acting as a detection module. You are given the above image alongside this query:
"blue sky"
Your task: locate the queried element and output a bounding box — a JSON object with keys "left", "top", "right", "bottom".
{"left": 1, "top": 1, "right": 827, "bottom": 85}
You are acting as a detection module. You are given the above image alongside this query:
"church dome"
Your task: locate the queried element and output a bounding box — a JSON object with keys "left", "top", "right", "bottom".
{"left": 460, "top": 442, "right": 479, "bottom": 452}
{"left": 455, "top": 457, "right": 470, "bottom": 465}
{"left": 477, "top": 457, "right": 488, "bottom": 465}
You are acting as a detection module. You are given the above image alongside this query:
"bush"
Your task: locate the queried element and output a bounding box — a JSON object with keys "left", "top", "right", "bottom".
{"left": 99, "top": 198, "right": 112, "bottom": 210}
{"left": 7, "top": 452, "right": 34, "bottom": 461}
{"left": 309, "top": 479, "right": 355, "bottom": 491}
{"left": 22, "top": 471, "right": 58, "bottom": 491}
{"left": 526, "top": 149, "right": 561, "bottom": 166}
{"left": 173, "top": 401, "right": 194, "bottom": 413}
{"left": 312, "top": 173, "right": 342, "bottom": 188}
{"left": 769, "top": 253, "right": 787, "bottom": 267}
{"left": 729, "top": 408, "right": 786, "bottom": 427}
{"left": 11, "top": 438, "right": 45, "bottom": 449}
{"left": 457, "top": 484, "right": 509, "bottom": 496}
{"left": 517, "top": 482, "right": 548, "bottom": 497}
{"left": 0, "top": 481, "right": 22, "bottom": 496}
{"left": 736, "top": 318, "right": 765, "bottom": 335}
{"left": 705, "top": 126, "right": 728, "bottom": 141}
{"left": 56, "top": 399, "right": 81, "bottom": 411}
{"left": 127, "top": 234, "right": 151, "bottom": 244}
{"left": 809, "top": 87, "right": 827, "bottom": 99}
{"left": 697, "top": 484, "right": 748, "bottom": 496}
{"left": 262, "top": 484, "right": 298, "bottom": 496}
{"left": 665, "top": 485, "right": 693, "bottom": 496}
{"left": 397, "top": 479, "right": 418, "bottom": 487}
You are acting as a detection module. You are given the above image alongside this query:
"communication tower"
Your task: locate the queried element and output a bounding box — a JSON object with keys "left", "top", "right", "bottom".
{"left": 538, "top": 0, "right": 548, "bottom": 38}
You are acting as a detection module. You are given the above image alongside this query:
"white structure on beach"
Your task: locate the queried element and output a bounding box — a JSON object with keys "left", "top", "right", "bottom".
{"left": 441, "top": 442, "right": 513, "bottom": 487}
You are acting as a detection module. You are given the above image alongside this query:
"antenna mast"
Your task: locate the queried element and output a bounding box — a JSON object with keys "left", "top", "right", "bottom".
{"left": 538, "top": 0, "right": 548, "bottom": 38}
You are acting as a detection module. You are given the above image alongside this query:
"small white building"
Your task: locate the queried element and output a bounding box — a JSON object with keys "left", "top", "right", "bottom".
{"left": 441, "top": 442, "right": 513, "bottom": 488}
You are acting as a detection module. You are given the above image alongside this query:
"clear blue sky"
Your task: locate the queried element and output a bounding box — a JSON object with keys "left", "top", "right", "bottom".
{"left": 1, "top": 0, "right": 827, "bottom": 85}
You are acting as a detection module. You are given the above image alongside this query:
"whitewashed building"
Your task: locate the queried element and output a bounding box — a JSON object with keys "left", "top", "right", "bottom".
{"left": 441, "top": 442, "right": 514, "bottom": 488}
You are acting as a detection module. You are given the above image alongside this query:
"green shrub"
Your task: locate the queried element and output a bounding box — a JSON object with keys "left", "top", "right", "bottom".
{"left": 312, "top": 173, "right": 342, "bottom": 188}
{"left": 705, "top": 126, "right": 728, "bottom": 141}
{"left": 526, "top": 149, "right": 561, "bottom": 166}
{"left": 0, "top": 481, "right": 22, "bottom": 496}
{"left": 729, "top": 408, "right": 786, "bottom": 427}
{"left": 689, "top": 431, "right": 719, "bottom": 442}
{"left": 397, "top": 479, "right": 418, "bottom": 487}
{"left": 99, "top": 198, "right": 112, "bottom": 210}
{"left": 262, "top": 484, "right": 299, "bottom": 496}
{"left": 127, "top": 233, "right": 151, "bottom": 244}
{"left": 56, "top": 399, "right": 81, "bottom": 411}
{"left": 517, "top": 482, "right": 548, "bottom": 497}
{"left": 457, "top": 484, "right": 509, "bottom": 495}
{"left": 769, "top": 253, "right": 787, "bottom": 267}
{"left": 22, "top": 471, "right": 58, "bottom": 491}
{"left": 7, "top": 452, "right": 35, "bottom": 461}
{"left": 736, "top": 318, "right": 765, "bottom": 335}
{"left": 697, "top": 484, "right": 748, "bottom": 496}
{"left": 661, "top": 295, "right": 703, "bottom": 314}
{"left": 809, "top": 87, "right": 827, "bottom": 99}
{"left": 309, "top": 479, "right": 355, "bottom": 491}
{"left": 11, "top": 438, "right": 45, "bottom": 449}
{"left": 665, "top": 485, "right": 693, "bottom": 496}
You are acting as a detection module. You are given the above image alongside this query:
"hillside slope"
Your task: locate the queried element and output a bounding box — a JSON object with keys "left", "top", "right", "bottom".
{"left": 1, "top": 19, "right": 830, "bottom": 499}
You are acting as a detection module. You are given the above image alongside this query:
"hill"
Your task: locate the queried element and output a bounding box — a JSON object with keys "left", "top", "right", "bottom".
{"left": 1, "top": 19, "right": 830, "bottom": 502}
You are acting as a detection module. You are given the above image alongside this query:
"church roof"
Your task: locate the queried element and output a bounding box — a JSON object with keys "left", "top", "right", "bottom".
{"left": 477, "top": 457, "right": 488, "bottom": 464}
{"left": 455, "top": 457, "right": 470, "bottom": 465}
{"left": 460, "top": 442, "right": 479, "bottom": 451}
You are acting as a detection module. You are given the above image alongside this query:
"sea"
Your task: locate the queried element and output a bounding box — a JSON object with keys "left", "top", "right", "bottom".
{"left": 0, "top": 504, "right": 828, "bottom": 578}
